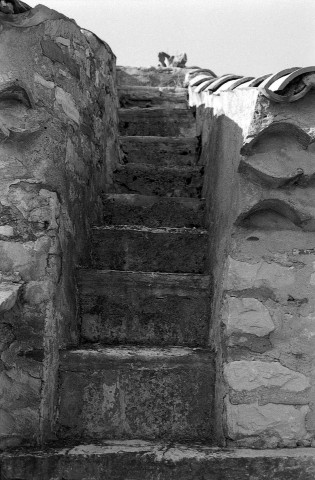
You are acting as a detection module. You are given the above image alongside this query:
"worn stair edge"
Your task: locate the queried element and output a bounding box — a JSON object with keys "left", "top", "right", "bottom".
{"left": 119, "top": 107, "right": 196, "bottom": 137}
{"left": 118, "top": 85, "right": 188, "bottom": 95}
{"left": 114, "top": 163, "right": 204, "bottom": 198}
{"left": 78, "top": 269, "right": 210, "bottom": 293}
{"left": 57, "top": 346, "right": 215, "bottom": 442}
{"left": 3, "top": 443, "right": 315, "bottom": 480}
{"left": 59, "top": 345, "right": 212, "bottom": 369}
{"left": 120, "top": 136, "right": 199, "bottom": 167}
{"left": 116, "top": 65, "right": 189, "bottom": 87}
{"left": 118, "top": 86, "right": 188, "bottom": 109}
{"left": 102, "top": 193, "right": 205, "bottom": 228}
{"left": 78, "top": 269, "right": 210, "bottom": 346}
{"left": 90, "top": 225, "right": 208, "bottom": 274}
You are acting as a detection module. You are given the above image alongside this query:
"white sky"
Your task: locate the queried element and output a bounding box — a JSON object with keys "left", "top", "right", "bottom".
{"left": 26, "top": 0, "right": 315, "bottom": 77}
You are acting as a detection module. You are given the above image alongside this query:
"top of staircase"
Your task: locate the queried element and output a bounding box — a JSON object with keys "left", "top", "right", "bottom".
{"left": 117, "top": 65, "right": 195, "bottom": 88}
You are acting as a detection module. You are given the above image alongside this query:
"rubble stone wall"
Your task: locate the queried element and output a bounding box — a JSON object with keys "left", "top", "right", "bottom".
{"left": 193, "top": 86, "right": 315, "bottom": 447}
{"left": 0, "top": 5, "right": 120, "bottom": 449}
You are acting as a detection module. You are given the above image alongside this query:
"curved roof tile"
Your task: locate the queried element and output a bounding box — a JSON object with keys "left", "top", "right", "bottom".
{"left": 187, "top": 66, "right": 315, "bottom": 102}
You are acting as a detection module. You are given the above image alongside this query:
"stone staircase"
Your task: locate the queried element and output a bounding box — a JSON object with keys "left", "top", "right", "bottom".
{"left": 56, "top": 75, "right": 216, "bottom": 446}
{"left": 2, "top": 72, "right": 315, "bottom": 480}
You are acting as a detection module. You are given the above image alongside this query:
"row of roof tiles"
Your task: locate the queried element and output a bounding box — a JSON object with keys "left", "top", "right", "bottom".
{"left": 186, "top": 66, "right": 315, "bottom": 102}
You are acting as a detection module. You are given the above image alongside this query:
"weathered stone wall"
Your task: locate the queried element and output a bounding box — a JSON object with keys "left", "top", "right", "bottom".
{"left": 192, "top": 85, "right": 315, "bottom": 447}
{"left": 0, "top": 5, "right": 120, "bottom": 449}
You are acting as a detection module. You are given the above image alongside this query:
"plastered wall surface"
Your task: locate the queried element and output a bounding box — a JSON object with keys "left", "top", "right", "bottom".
{"left": 0, "top": 5, "right": 120, "bottom": 449}
{"left": 193, "top": 84, "right": 315, "bottom": 448}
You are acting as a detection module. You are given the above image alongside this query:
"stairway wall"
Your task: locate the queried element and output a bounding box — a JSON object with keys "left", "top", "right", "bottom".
{"left": 192, "top": 83, "right": 315, "bottom": 447}
{"left": 0, "top": 6, "right": 120, "bottom": 449}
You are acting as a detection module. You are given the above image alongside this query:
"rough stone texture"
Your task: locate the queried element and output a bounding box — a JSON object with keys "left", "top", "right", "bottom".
{"left": 224, "top": 296, "right": 274, "bottom": 337}
{"left": 0, "top": 5, "right": 120, "bottom": 448}
{"left": 192, "top": 79, "right": 315, "bottom": 446}
{"left": 90, "top": 225, "right": 208, "bottom": 273}
{"left": 114, "top": 164, "right": 204, "bottom": 198}
{"left": 0, "top": 283, "right": 21, "bottom": 312}
{"left": 226, "top": 400, "right": 309, "bottom": 447}
{"left": 225, "top": 361, "right": 310, "bottom": 393}
{"left": 58, "top": 347, "right": 215, "bottom": 442}
{"left": 225, "top": 257, "right": 295, "bottom": 292}
{"left": 118, "top": 85, "right": 188, "bottom": 109}
{"left": 79, "top": 269, "right": 210, "bottom": 346}
{"left": 102, "top": 194, "right": 205, "bottom": 228}
{"left": 120, "top": 136, "right": 198, "bottom": 166}
{"left": 119, "top": 107, "right": 196, "bottom": 137}
{"left": 117, "top": 66, "right": 190, "bottom": 87}
{"left": 3, "top": 443, "right": 315, "bottom": 480}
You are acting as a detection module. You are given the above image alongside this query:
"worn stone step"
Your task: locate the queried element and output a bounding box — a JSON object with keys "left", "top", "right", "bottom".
{"left": 120, "top": 136, "right": 198, "bottom": 167}
{"left": 102, "top": 194, "right": 205, "bottom": 228}
{"left": 119, "top": 107, "right": 196, "bottom": 137}
{"left": 114, "top": 164, "right": 204, "bottom": 198}
{"left": 117, "top": 65, "right": 189, "bottom": 87}
{"left": 57, "top": 346, "right": 215, "bottom": 442}
{"left": 90, "top": 225, "right": 208, "bottom": 273}
{"left": 3, "top": 444, "right": 315, "bottom": 480}
{"left": 118, "top": 86, "right": 188, "bottom": 109}
{"left": 78, "top": 269, "right": 210, "bottom": 346}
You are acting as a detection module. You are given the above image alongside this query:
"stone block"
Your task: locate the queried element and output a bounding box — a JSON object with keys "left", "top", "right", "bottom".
{"left": 226, "top": 257, "right": 295, "bottom": 291}
{"left": 118, "top": 85, "right": 188, "bottom": 109}
{"left": 119, "top": 107, "right": 196, "bottom": 137}
{"left": 0, "top": 283, "right": 21, "bottom": 312}
{"left": 79, "top": 269, "right": 210, "bottom": 346}
{"left": 102, "top": 194, "right": 205, "bottom": 228}
{"left": 224, "top": 360, "right": 310, "bottom": 392}
{"left": 0, "top": 226, "right": 14, "bottom": 237}
{"left": 114, "top": 164, "right": 203, "bottom": 198}
{"left": 226, "top": 400, "right": 309, "bottom": 445}
{"left": 90, "top": 225, "right": 208, "bottom": 274}
{"left": 58, "top": 347, "right": 215, "bottom": 442}
{"left": 225, "top": 297, "right": 274, "bottom": 337}
{"left": 0, "top": 237, "right": 51, "bottom": 281}
{"left": 120, "top": 136, "right": 198, "bottom": 167}
{"left": 3, "top": 443, "right": 315, "bottom": 480}
{"left": 55, "top": 87, "right": 80, "bottom": 124}
{"left": 117, "top": 65, "right": 188, "bottom": 87}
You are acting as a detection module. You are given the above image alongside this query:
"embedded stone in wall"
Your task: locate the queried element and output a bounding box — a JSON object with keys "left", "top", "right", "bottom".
{"left": 225, "top": 297, "right": 274, "bottom": 337}
{"left": 0, "top": 226, "right": 14, "bottom": 237}
{"left": 226, "top": 400, "right": 309, "bottom": 445}
{"left": 225, "top": 257, "right": 295, "bottom": 291}
{"left": 0, "top": 237, "right": 51, "bottom": 281}
{"left": 55, "top": 87, "right": 80, "bottom": 124}
{"left": 224, "top": 361, "right": 310, "bottom": 392}
{"left": 0, "top": 283, "right": 21, "bottom": 312}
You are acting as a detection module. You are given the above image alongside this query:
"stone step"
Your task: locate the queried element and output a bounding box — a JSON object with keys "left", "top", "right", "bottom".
{"left": 3, "top": 444, "right": 315, "bottom": 480}
{"left": 90, "top": 225, "right": 208, "bottom": 274}
{"left": 114, "top": 164, "right": 204, "bottom": 198}
{"left": 120, "top": 136, "right": 198, "bottom": 167}
{"left": 78, "top": 269, "right": 210, "bottom": 346}
{"left": 102, "top": 194, "right": 205, "bottom": 228}
{"left": 117, "top": 65, "right": 189, "bottom": 87}
{"left": 57, "top": 346, "right": 215, "bottom": 442}
{"left": 118, "top": 86, "right": 188, "bottom": 109}
{"left": 119, "top": 107, "right": 196, "bottom": 137}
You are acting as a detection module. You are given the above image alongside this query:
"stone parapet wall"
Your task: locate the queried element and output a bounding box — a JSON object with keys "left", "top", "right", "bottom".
{"left": 190, "top": 81, "right": 315, "bottom": 447}
{"left": 0, "top": 5, "right": 120, "bottom": 449}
